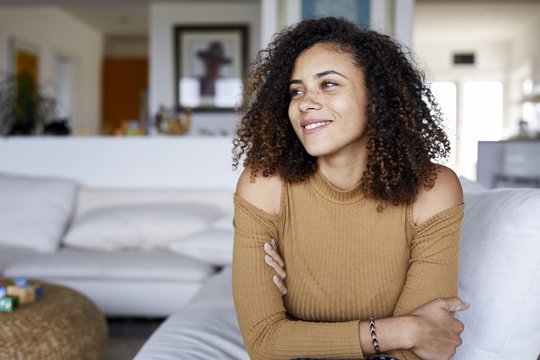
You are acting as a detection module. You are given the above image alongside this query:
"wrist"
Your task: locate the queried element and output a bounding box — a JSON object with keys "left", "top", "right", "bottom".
{"left": 401, "top": 314, "right": 419, "bottom": 350}
{"left": 359, "top": 315, "right": 419, "bottom": 354}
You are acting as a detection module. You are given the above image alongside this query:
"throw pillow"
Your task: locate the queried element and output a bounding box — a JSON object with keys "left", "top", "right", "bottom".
{"left": 169, "top": 229, "right": 234, "bottom": 267}
{"left": 0, "top": 172, "right": 78, "bottom": 252}
{"left": 63, "top": 203, "right": 220, "bottom": 251}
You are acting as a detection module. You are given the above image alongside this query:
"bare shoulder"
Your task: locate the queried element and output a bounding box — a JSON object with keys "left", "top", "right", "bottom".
{"left": 236, "top": 166, "right": 283, "bottom": 216}
{"left": 413, "top": 165, "right": 464, "bottom": 226}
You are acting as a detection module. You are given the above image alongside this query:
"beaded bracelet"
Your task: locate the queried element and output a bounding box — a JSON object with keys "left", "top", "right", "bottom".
{"left": 369, "top": 317, "right": 382, "bottom": 355}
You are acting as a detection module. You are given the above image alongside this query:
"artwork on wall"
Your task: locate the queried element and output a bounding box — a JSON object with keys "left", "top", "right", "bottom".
{"left": 174, "top": 25, "right": 248, "bottom": 112}
{"left": 302, "top": 0, "right": 370, "bottom": 28}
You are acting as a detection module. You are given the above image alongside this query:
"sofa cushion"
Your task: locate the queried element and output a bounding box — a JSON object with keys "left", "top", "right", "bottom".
{"left": 3, "top": 248, "right": 214, "bottom": 281}
{"left": 0, "top": 172, "right": 78, "bottom": 252}
{"left": 458, "top": 176, "right": 487, "bottom": 193}
{"left": 456, "top": 187, "right": 540, "bottom": 359}
{"left": 63, "top": 203, "right": 220, "bottom": 251}
{"left": 134, "top": 267, "right": 249, "bottom": 360}
{"left": 0, "top": 245, "right": 42, "bottom": 273}
{"left": 212, "top": 213, "right": 234, "bottom": 231}
{"left": 169, "top": 229, "right": 234, "bottom": 267}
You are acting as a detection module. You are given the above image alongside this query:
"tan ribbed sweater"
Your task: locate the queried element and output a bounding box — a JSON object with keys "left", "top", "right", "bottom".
{"left": 232, "top": 170, "right": 464, "bottom": 360}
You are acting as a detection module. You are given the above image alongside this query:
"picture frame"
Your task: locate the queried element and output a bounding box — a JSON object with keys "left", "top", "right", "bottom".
{"left": 174, "top": 24, "right": 248, "bottom": 112}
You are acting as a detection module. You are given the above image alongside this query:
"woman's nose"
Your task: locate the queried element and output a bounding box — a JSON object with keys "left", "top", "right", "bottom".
{"left": 299, "top": 92, "right": 322, "bottom": 112}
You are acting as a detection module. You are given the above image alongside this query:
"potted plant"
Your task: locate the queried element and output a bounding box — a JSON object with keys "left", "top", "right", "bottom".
{"left": 0, "top": 72, "right": 56, "bottom": 136}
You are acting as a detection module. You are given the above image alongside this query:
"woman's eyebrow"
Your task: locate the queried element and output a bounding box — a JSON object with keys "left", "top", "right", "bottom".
{"left": 314, "top": 70, "right": 347, "bottom": 79}
{"left": 289, "top": 70, "right": 348, "bottom": 86}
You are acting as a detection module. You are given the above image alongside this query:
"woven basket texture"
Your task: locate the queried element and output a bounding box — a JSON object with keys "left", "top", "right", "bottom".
{"left": 0, "top": 283, "right": 108, "bottom": 360}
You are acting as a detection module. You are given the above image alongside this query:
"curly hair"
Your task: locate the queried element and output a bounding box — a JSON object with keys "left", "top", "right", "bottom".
{"left": 233, "top": 16, "right": 450, "bottom": 205}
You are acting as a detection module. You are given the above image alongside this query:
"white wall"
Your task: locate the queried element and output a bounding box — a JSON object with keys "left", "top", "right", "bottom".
{"left": 149, "top": 2, "right": 260, "bottom": 136}
{"left": 414, "top": 40, "right": 509, "bottom": 78}
{"left": 105, "top": 36, "right": 148, "bottom": 58}
{"left": 0, "top": 6, "right": 103, "bottom": 135}
{"left": 415, "top": 19, "right": 540, "bottom": 137}
{"left": 412, "top": 38, "right": 511, "bottom": 133}
{"left": 413, "top": 36, "right": 513, "bottom": 179}
{"left": 511, "top": 20, "right": 540, "bottom": 82}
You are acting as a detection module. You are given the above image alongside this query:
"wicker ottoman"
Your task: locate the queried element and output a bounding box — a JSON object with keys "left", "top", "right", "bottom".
{"left": 0, "top": 283, "right": 108, "bottom": 360}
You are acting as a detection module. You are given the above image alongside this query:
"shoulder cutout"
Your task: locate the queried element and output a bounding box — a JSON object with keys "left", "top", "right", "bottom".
{"left": 236, "top": 166, "right": 283, "bottom": 217}
{"left": 412, "top": 165, "right": 464, "bottom": 226}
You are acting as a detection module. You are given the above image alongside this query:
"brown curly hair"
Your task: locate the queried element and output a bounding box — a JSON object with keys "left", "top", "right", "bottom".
{"left": 233, "top": 16, "right": 450, "bottom": 205}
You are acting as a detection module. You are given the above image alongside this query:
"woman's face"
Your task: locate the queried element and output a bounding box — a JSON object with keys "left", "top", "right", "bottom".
{"left": 288, "top": 42, "right": 369, "bottom": 160}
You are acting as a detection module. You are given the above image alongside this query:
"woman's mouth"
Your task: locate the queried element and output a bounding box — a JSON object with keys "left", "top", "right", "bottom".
{"left": 301, "top": 120, "right": 332, "bottom": 134}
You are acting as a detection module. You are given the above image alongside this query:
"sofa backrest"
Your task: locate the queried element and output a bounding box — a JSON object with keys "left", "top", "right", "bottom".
{"left": 456, "top": 178, "right": 540, "bottom": 359}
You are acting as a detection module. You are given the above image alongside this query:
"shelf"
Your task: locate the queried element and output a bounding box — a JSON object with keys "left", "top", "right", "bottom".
{"left": 521, "top": 94, "right": 540, "bottom": 103}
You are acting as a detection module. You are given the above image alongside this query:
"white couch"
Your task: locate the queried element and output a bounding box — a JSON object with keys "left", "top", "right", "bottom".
{"left": 136, "top": 177, "right": 540, "bottom": 359}
{"left": 0, "top": 137, "right": 239, "bottom": 317}
{"left": 2, "top": 137, "right": 539, "bottom": 358}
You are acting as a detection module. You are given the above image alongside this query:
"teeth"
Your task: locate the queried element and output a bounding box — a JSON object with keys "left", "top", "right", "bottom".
{"left": 304, "top": 121, "right": 330, "bottom": 130}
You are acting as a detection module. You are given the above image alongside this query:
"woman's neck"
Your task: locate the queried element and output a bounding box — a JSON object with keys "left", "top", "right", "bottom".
{"left": 317, "top": 152, "right": 366, "bottom": 191}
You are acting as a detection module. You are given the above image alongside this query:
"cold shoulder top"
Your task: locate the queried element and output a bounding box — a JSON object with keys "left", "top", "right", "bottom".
{"left": 232, "top": 169, "right": 464, "bottom": 360}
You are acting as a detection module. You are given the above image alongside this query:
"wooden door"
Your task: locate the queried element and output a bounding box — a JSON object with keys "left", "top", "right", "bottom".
{"left": 101, "top": 58, "right": 148, "bottom": 135}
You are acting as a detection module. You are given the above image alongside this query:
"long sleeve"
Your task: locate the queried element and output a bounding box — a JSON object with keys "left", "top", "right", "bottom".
{"left": 232, "top": 194, "right": 364, "bottom": 360}
{"left": 390, "top": 203, "right": 465, "bottom": 360}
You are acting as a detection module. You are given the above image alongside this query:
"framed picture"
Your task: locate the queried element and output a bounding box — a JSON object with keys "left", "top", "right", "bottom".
{"left": 174, "top": 24, "right": 248, "bottom": 112}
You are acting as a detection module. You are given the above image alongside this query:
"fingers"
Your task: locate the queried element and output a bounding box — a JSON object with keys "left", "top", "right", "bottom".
{"left": 264, "top": 241, "right": 285, "bottom": 268}
{"left": 442, "top": 297, "right": 470, "bottom": 312}
{"left": 456, "top": 320, "right": 465, "bottom": 333}
{"left": 264, "top": 240, "right": 288, "bottom": 296}
{"left": 265, "top": 254, "right": 287, "bottom": 279}
{"left": 273, "top": 275, "right": 288, "bottom": 295}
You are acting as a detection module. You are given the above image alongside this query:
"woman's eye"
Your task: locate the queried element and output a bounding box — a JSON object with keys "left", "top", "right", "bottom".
{"left": 322, "top": 81, "right": 337, "bottom": 89}
{"left": 290, "top": 88, "right": 304, "bottom": 97}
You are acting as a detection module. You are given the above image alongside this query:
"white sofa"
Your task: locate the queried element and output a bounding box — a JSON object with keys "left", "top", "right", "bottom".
{"left": 2, "top": 137, "right": 539, "bottom": 358}
{"left": 0, "top": 137, "right": 239, "bottom": 317}
{"left": 136, "top": 177, "right": 540, "bottom": 359}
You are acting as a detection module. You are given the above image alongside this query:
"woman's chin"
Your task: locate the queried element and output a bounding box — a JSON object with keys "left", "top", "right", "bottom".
{"left": 303, "top": 145, "right": 334, "bottom": 158}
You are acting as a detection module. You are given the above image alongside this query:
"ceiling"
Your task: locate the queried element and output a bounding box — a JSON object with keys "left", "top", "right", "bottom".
{"left": 61, "top": 3, "right": 150, "bottom": 36}
{"left": 1, "top": 0, "right": 539, "bottom": 41}
{"left": 0, "top": 0, "right": 256, "bottom": 36}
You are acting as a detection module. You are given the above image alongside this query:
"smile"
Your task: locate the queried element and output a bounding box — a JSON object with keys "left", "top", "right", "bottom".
{"left": 303, "top": 121, "right": 331, "bottom": 130}
{"left": 301, "top": 120, "right": 332, "bottom": 135}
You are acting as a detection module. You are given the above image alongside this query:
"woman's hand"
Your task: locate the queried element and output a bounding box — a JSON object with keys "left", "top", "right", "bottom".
{"left": 264, "top": 239, "right": 288, "bottom": 295}
{"left": 407, "top": 297, "right": 470, "bottom": 360}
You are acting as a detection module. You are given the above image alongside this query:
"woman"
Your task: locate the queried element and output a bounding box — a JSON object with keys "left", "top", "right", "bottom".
{"left": 232, "top": 17, "right": 468, "bottom": 360}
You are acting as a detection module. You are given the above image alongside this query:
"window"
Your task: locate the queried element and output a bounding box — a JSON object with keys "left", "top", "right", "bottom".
{"left": 430, "top": 80, "right": 504, "bottom": 179}
{"left": 431, "top": 82, "right": 457, "bottom": 165}
{"left": 55, "top": 55, "right": 72, "bottom": 121}
{"left": 462, "top": 81, "right": 503, "bottom": 164}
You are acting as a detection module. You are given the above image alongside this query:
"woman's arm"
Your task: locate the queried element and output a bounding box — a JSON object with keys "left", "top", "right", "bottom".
{"left": 234, "top": 167, "right": 366, "bottom": 359}
{"left": 390, "top": 166, "right": 466, "bottom": 359}
{"left": 265, "top": 240, "right": 469, "bottom": 359}
{"left": 262, "top": 166, "right": 468, "bottom": 359}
